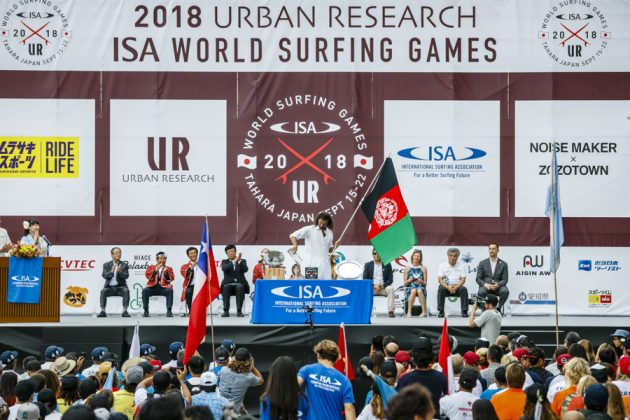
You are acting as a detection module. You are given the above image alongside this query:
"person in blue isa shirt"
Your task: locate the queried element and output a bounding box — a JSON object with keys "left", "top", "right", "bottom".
{"left": 260, "top": 356, "right": 309, "bottom": 420}
{"left": 20, "top": 218, "right": 49, "bottom": 256}
{"left": 298, "top": 340, "right": 355, "bottom": 420}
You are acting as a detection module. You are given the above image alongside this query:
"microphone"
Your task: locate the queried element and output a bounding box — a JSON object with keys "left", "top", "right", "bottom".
{"left": 41, "top": 235, "right": 52, "bottom": 246}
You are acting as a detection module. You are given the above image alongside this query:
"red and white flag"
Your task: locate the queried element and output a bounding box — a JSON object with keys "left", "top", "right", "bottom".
{"left": 353, "top": 154, "right": 373, "bottom": 169}
{"left": 438, "top": 317, "right": 455, "bottom": 395}
{"left": 183, "top": 219, "right": 221, "bottom": 365}
{"left": 237, "top": 154, "right": 257, "bottom": 169}
{"left": 334, "top": 323, "right": 355, "bottom": 381}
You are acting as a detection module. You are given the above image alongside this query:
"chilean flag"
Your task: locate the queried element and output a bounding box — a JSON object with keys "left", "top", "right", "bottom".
{"left": 183, "top": 220, "right": 221, "bottom": 365}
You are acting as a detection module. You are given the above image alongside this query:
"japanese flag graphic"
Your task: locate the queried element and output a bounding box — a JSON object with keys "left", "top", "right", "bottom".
{"left": 353, "top": 154, "right": 373, "bottom": 170}
{"left": 237, "top": 154, "right": 257, "bottom": 169}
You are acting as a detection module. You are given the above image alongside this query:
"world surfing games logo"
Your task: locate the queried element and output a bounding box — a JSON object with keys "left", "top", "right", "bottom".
{"left": 396, "top": 145, "right": 487, "bottom": 180}
{"left": 237, "top": 94, "right": 372, "bottom": 223}
{"left": 538, "top": 1, "right": 609, "bottom": 68}
{"left": 1, "top": 0, "right": 71, "bottom": 66}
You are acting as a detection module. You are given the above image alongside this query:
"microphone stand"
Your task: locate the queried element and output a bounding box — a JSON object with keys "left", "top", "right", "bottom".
{"left": 303, "top": 304, "right": 315, "bottom": 365}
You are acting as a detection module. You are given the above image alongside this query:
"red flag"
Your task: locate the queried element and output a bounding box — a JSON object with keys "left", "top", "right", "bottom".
{"left": 184, "top": 220, "right": 220, "bottom": 365}
{"left": 438, "top": 317, "right": 455, "bottom": 394}
{"left": 334, "top": 323, "right": 355, "bottom": 381}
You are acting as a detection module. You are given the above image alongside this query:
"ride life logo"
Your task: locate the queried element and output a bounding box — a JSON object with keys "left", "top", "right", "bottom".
{"left": 238, "top": 94, "right": 372, "bottom": 223}
{"left": 1, "top": 1, "right": 71, "bottom": 66}
{"left": 538, "top": 2, "right": 609, "bottom": 68}
{"left": 110, "top": 100, "right": 227, "bottom": 216}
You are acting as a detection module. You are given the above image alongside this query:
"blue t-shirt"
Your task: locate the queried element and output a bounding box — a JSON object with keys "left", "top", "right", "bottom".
{"left": 481, "top": 387, "right": 504, "bottom": 400}
{"left": 259, "top": 394, "right": 309, "bottom": 420}
{"left": 298, "top": 363, "right": 354, "bottom": 420}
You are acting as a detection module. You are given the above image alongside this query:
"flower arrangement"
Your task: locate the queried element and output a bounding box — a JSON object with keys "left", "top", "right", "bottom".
{"left": 8, "top": 243, "right": 42, "bottom": 258}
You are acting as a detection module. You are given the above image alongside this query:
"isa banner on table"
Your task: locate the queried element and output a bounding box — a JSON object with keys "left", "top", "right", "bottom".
{"left": 8, "top": 257, "right": 43, "bottom": 304}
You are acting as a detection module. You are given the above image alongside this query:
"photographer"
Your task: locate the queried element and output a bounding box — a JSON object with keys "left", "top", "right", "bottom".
{"left": 468, "top": 295, "right": 502, "bottom": 344}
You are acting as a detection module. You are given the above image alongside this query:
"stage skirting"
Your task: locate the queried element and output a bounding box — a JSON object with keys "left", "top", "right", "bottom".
{"left": 251, "top": 280, "right": 373, "bottom": 324}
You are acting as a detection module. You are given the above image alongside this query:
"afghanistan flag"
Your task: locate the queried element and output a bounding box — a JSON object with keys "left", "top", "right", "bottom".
{"left": 361, "top": 157, "right": 416, "bottom": 265}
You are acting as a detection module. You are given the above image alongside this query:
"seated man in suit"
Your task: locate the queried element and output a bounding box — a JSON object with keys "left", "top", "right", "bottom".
{"left": 363, "top": 249, "right": 395, "bottom": 318}
{"left": 143, "top": 251, "right": 175, "bottom": 317}
{"left": 221, "top": 244, "right": 249, "bottom": 317}
{"left": 475, "top": 243, "right": 509, "bottom": 312}
{"left": 98, "top": 247, "right": 130, "bottom": 318}
{"left": 180, "top": 246, "right": 198, "bottom": 316}
{"left": 437, "top": 247, "right": 469, "bottom": 317}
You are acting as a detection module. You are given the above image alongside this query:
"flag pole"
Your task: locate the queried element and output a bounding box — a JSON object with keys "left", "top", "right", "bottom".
{"left": 206, "top": 215, "right": 216, "bottom": 365}
{"left": 550, "top": 145, "right": 560, "bottom": 347}
{"left": 335, "top": 157, "right": 389, "bottom": 249}
{"left": 343, "top": 323, "right": 349, "bottom": 377}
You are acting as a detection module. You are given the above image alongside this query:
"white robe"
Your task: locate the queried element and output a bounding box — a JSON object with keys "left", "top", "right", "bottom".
{"left": 290, "top": 225, "right": 333, "bottom": 279}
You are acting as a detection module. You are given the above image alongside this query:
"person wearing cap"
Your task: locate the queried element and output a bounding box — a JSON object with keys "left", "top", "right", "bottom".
{"left": 547, "top": 353, "right": 572, "bottom": 403}
{"left": 581, "top": 383, "right": 611, "bottom": 419}
{"left": 461, "top": 351, "right": 486, "bottom": 395}
{"left": 395, "top": 351, "right": 412, "bottom": 378}
{"left": 396, "top": 336, "right": 447, "bottom": 417}
{"left": 512, "top": 348, "right": 542, "bottom": 387}
{"left": 15, "top": 402, "right": 39, "bottom": 420}
{"left": 358, "top": 360, "right": 398, "bottom": 419}
{"left": 363, "top": 248, "right": 396, "bottom": 318}
{"left": 163, "top": 342, "right": 184, "bottom": 370}
{"left": 98, "top": 247, "right": 130, "bottom": 318}
{"left": 113, "top": 365, "right": 143, "bottom": 419}
{"left": 252, "top": 248, "right": 269, "bottom": 284}
{"left": 207, "top": 346, "right": 230, "bottom": 379}
{"left": 440, "top": 368, "right": 480, "bottom": 420}
{"left": 0, "top": 351, "right": 18, "bottom": 375}
{"left": 40, "top": 346, "right": 64, "bottom": 371}
{"left": 437, "top": 247, "right": 469, "bottom": 318}
{"left": 143, "top": 251, "right": 175, "bottom": 318}
{"left": 490, "top": 362, "right": 527, "bottom": 420}
{"left": 7, "top": 380, "right": 34, "bottom": 420}
{"left": 139, "top": 344, "right": 157, "bottom": 359}
{"left": 612, "top": 355, "right": 630, "bottom": 397}
{"left": 546, "top": 345, "right": 569, "bottom": 377}
{"left": 222, "top": 339, "right": 237, "bottom": 359}
{"left": 51, "top": 357, "right": 77, "bottom": 379}
{"left": 475, "top": 243, "right": 510, "bottom": 312}
{"left": 298, "top": 339, "right": 355, "bottom": 420}
{"left": 611, "top": 329, "right": 630, "bottom": 359}
{"left": 192, "top": 371, "right": 228, "bottom": 420}
{"left": 551, "top": 357, "right": 591, "bottom": 417}
{"left": 81, "top": 347, "right": 109, "bottom": 378}
{"left": 219, "top": 347, "right": 263, "bottom": 414}
{"left": 469, "top": 294, "right": 502, "bottom": 345}
{"left": 220, "top": 244, "right": 249, "bottom": 317}
{"left": 180, "top": 247, "right": 199, "bottom": 316}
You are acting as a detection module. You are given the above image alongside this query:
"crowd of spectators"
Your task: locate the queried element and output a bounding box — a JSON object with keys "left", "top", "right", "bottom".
{"left": 1, "top": 329, "right": 630, "bottom": 419}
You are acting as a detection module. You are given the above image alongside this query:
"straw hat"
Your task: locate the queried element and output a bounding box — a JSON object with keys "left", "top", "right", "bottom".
{"left": 51, "top": 357, "right": 76, "bottom": 377}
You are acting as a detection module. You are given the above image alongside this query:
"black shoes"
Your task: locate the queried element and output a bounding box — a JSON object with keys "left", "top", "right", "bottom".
{"left": 97, "top": 311, "right": 106, "bottom": 318}
{"left": 237, "top": 311, "right": 244, "bottom": 317}
{"left": 122, "top": 311, "right": 130, "bottom": 318}
{"left": 462, "top": 311, "right": 469, "bottom": 317}
{"left": 438, "top": 312, "right": 445, "bottom": 318}
{"left": 143, "top": 310, "right": 149, "bottom": 317}
{"left": 221, "top": 312, "right": 229, "bottom": 317}
{"left": 166, "top": 310, "right": 173, "bottom": 318}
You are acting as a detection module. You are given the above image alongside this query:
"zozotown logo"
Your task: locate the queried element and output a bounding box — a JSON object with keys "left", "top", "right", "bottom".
{"left": 271, "top": 285, "right": 351, "bottom": 299}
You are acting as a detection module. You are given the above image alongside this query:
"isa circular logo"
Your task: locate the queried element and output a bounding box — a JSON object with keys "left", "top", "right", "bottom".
{"left": 538, "top": 2, "right": 609, "bottom": 67}
{"left": 2, "top": 1, "right": 72, "bottom": 66}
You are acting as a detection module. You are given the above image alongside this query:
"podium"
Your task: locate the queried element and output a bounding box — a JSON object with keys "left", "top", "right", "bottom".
{"left": 0, "top": 257, "right": 60, "bottom": 323}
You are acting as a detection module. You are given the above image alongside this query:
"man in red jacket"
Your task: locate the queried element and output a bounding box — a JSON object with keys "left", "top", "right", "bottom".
{"left": 180, "top": 247, "right": 198, "bottom": 316}
{"left": 143, "top": 251, "right": 175, "bottom": 317}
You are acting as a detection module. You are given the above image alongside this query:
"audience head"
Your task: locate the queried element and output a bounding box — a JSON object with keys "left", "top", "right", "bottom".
{"left": 385, "top": 383, "right": 435, "bottom": 420}
{"left": 506, "top": 362, "right": 525, "bottom": 389}
{"left": 458, "top": 368, "right": 477, "bottom": 392}
{"left": 314, "top": 340, "right": 339, "bottom": 363}
{"left": 410, "top": 336, "right": 434, "bottom": 369}
{"left": 565, "top": 331, "right": 581, "bottom": 348}
{"left": 584, "top": 383, "right": 608, "bottom": 412}
{"left": 564, "top": 357, "right": 591, "bottom": 387}
{"left": 472, "top": 399, "right": 499, "bottom": 420}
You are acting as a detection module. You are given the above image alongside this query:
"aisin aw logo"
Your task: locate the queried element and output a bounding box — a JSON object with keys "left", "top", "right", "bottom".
{"left": 538, "top": 2, "right": 609, "bottom": 67}
{"left": 1, "top": 1, "right": 71, "bottom": 66}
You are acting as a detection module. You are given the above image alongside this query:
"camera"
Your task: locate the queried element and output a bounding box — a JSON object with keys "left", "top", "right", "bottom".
{"left": 469, "top": 294, "right": 487, "bottom": 306}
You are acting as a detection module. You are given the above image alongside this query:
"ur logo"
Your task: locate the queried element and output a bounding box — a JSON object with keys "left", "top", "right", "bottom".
{"left": 538, "top": 2, "right": 609, "bottom": 67}
{"left": 1, "top": 1, "right": 71, "bottom": 66}
{"left": 523, "top": 255, "right": 544, "bottom": 268}
{"left": 147, "top": 137, "right": 190, "bottom": 171}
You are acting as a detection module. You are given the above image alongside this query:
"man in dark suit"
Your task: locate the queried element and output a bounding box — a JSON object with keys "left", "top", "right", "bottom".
{"left": 98, "top": 247, "right": 130, "bottom": 318}
{"left": 221, "top": 244, "right": 249, "bottom": 317}
{"left": 475, "top": 243, "right": 509, "bottom": 311}
{"left": 363, "top": 249, "right": 395, "bottom": 317}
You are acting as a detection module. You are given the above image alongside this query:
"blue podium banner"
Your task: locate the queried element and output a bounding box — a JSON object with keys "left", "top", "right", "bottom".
{"left": 251, "top": 280, "right": 373, "bottom": 325}
{"left": 8, "top": 257, "right": 43, "bottom": 304}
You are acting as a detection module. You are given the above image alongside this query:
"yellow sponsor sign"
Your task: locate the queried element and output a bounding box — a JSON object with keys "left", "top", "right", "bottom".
{"left": 0, "top": 136, "right": 79, "bottom": 178}
{"left": 588, "top": 294, "right": 601, "bottom": 305}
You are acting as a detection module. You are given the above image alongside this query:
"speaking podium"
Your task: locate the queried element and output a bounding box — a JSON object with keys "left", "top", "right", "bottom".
{"left": 0, "top": 257, "right": 60, "bottom": 322}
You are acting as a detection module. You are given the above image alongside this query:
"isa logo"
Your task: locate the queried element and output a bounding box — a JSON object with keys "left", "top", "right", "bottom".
{"left": 578, "top": 260, "right": 592, "bottom": 271}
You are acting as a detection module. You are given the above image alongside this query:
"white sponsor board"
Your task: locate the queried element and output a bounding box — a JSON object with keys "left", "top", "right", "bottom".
{"left": 385, "top": 100, "right": 500, "bottom": 217}
{"left": 0, "top": 99, "right": 95, "bottom": 216}
{"left": 515, "top": 100, "right": 630, "bottom": 218}
{"left": 54, "top": 244, "right": 630, "bottom": 317}
{"left": 110, "top": 99, "right": 227, "bottom": 216}
{"left": 0, "top": 0, "right": 628, "bottom": 72}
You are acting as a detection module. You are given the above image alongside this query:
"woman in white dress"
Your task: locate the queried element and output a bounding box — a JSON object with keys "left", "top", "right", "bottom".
{"left": 289, "top": 212, "right": 339, "bottom": 280}
{"left": 20, "top": 218, "right": 49, "bottom": 256}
